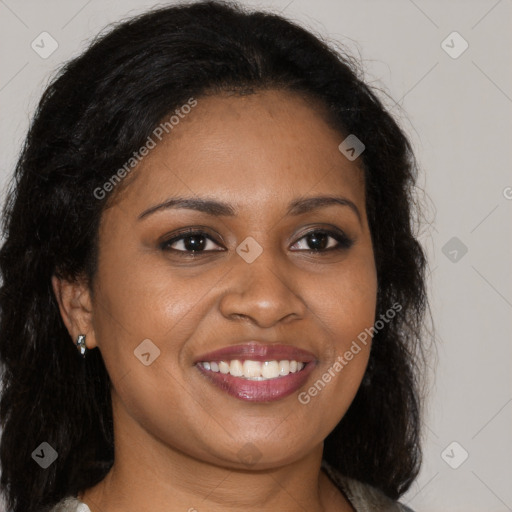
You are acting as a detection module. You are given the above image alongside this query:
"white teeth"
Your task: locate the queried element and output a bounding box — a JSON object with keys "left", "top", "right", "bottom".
{"left": 199, "top": 359, "right": 306, "bottom": 380}
{"left": 230, "top": 359, "right": 243, "bottom": 377}
{"left": 243, "top": 360, "right": 262, "bottom": 378}
{"left": 262, "top": 360, "right": 279, "bottom": 379}
{"left": 278, "top": 360, "right": 290, "bottom": 376}
{"left": 218, "top": 361, "right": 230, "bottom": 374}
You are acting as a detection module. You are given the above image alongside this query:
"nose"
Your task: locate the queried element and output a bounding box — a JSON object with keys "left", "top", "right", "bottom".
{"left": 218, "top": 247, "right": 307, "bottom": 328}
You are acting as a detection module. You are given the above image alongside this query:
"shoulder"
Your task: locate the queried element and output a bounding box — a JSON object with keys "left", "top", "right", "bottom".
{"left": 340, "top": 475, "right": 415, "bottom": 512}
{"left": 48, "top": 466, "right": 417, "bottom": 512}
{"left": 321, "top": 459, "right": 415, "bottom": 512}
{"left": 47, "top": 496, "right": 91, "bottom": 512}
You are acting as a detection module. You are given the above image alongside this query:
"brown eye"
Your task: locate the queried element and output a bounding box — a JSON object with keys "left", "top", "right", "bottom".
{"left": 290, "top": 229, "right": 353, "bottom": 252}
{"left": 160, "top": 230, "right": 224, "bottom": 255}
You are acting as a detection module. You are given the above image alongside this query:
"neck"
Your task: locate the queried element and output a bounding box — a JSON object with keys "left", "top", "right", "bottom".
{"left": 78, "top": 393, "right": 353, "bottom": 512}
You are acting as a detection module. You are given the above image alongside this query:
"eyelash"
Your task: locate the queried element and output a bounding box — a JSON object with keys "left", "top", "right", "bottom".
{"left": 160, "top": 227, "right": 354, "bottom": 257}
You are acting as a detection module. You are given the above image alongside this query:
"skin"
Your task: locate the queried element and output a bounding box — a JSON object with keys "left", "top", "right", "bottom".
{"left": 52, "top": 89, "right": 377, "bottom": 512}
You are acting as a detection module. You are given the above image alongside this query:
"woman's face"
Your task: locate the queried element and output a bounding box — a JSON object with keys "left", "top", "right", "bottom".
{"left": 80, "top": 89, "right": 377, "bottom": 468}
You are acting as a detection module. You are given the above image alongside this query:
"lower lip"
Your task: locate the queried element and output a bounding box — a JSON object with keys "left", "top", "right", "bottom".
{"left": 196, "top": 362, "right": 316, "bottom": 402}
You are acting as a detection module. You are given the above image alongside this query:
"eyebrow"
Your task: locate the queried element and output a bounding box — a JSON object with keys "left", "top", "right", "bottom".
{"left": 137, "top": 195, "right": 362, "bottom": 223}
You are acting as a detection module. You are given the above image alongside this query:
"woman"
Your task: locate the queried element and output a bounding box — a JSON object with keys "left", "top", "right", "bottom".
{"left": 0, "top": 1, "right": 429, "bottom": 511}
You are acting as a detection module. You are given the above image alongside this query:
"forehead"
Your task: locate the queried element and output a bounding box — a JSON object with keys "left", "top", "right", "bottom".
{"left": 110, "top": 89, "right": 365, "bottom": 216}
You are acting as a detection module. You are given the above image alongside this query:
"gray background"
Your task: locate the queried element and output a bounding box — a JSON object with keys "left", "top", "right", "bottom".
{"left": 0, "top": 0, "right": 511, "bottom": 511}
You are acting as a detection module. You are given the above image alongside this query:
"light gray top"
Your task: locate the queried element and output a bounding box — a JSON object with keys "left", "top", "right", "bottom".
{"left": 48, "top": 460, "right": 415, "bottom": 512}
{"left": 321, "top": 460, "right": 415, "bottom": 512}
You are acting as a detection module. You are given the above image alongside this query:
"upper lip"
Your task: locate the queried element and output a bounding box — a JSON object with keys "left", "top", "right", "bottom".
{"left": 194, "top": 342, "right": 316, "bottom": 363}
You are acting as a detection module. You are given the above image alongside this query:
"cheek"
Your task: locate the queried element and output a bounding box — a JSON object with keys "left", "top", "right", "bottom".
{"left": 89, "top": 242, "right": 225, "bottom": 393}
{"left": 299, "top": 254, "right": 377, "bottom": 415}
{"left": 311, "top": 252, "right": 377, "bottom": 349}
{"left": 92, "top": 241, "right": 197, "bottom": 336}
{"left": 89, "top": 259, "right": 209, "bottom": 448}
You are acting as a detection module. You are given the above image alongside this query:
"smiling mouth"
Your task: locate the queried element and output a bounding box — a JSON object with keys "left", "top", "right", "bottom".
{"left": 195, "top": 359, "right": 315, "bottom": 402}
{"left": 194, "top": 342, "right": 317, "bottom": 402}
{"left": 197, "top": 359, "right": 306, "bottom": 380}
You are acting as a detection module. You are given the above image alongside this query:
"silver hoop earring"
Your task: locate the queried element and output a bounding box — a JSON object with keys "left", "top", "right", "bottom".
{"left": 76, "top": 334, "right": 87, "bottom": 357}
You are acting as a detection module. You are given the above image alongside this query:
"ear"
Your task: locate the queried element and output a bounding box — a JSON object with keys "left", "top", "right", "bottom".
{"left": 51, "top": 274, "right": 98, "bottom": 351}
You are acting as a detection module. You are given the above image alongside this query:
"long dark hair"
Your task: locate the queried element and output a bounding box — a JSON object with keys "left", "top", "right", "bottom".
{"left": 0, "top": 1, "right": 429, "bottom": 511}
